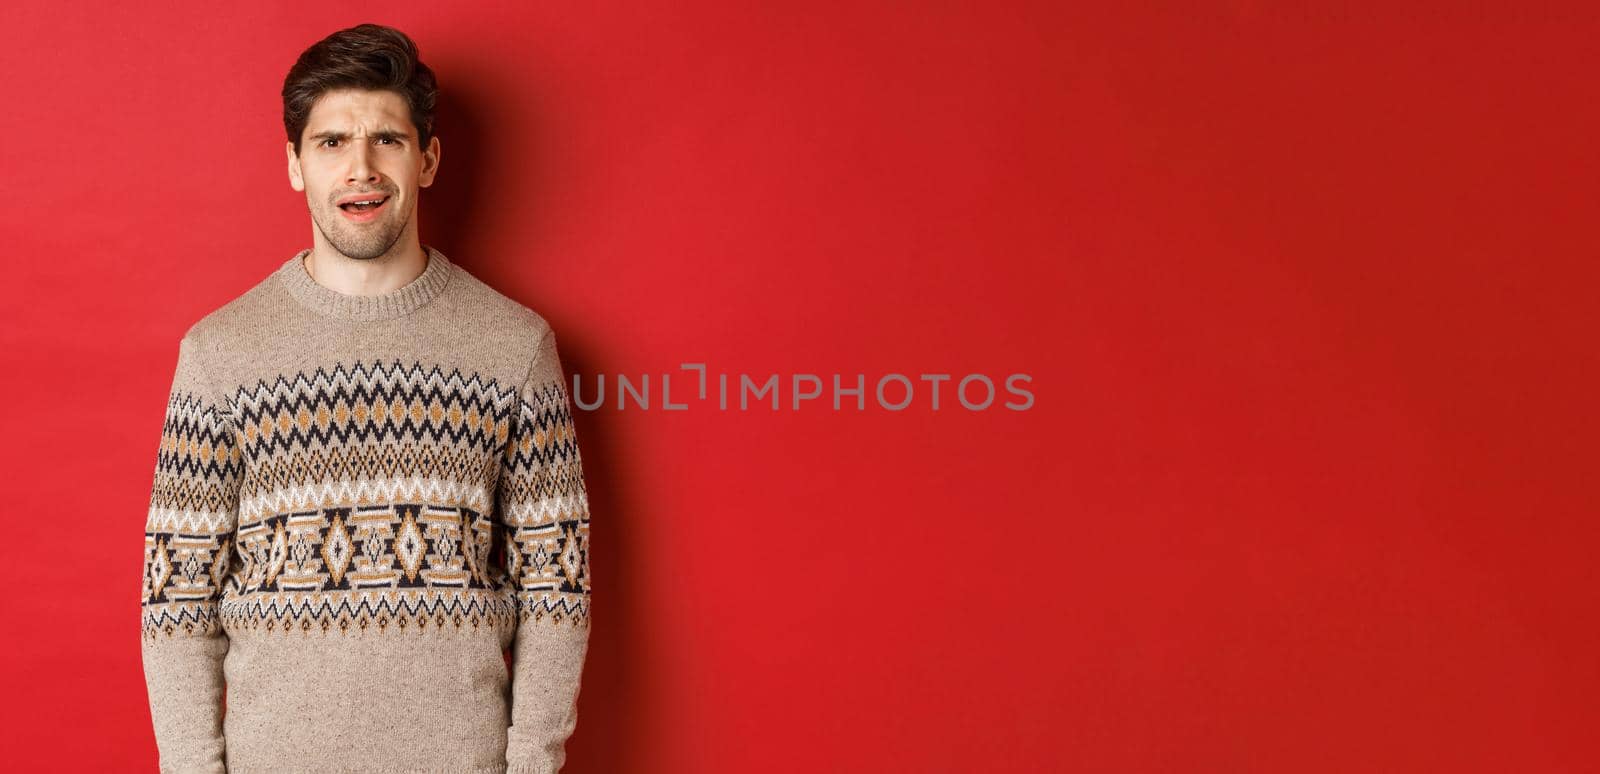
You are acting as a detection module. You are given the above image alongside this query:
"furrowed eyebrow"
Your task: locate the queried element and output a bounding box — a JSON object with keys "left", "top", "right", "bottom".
{"left": 307, "top": 129, "right": 411, "bottom": 143}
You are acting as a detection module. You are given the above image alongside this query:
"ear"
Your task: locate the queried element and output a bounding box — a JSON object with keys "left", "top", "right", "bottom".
{"left": 287, "top": 141, "right": 305, "bottom": 192}
{"left": 418, "top": 135, "right": 441, "bottom": 188}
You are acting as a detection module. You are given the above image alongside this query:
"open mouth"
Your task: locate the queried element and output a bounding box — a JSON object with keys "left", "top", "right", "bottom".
{"left": 338, "top": 196, "right": 390, "bottom": 221}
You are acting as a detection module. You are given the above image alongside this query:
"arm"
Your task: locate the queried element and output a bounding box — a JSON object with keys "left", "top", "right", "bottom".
{"left": 140, "top": 331, "right": 243, "bottom": 774}
{"left": 497, "top": 328, "right": 594, "bottom": 774}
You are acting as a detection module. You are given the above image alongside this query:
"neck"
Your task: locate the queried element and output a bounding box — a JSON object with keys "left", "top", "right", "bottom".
{"left": 304, "top": 240, "right": 430, "bottom": 297}
{"left": 278, "top": 243, "right": 455, "bottom": 322}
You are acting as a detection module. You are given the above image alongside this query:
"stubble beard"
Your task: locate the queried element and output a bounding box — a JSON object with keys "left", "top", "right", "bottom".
{"left": 313, "top": 198, "right": 407, "bottom": 261}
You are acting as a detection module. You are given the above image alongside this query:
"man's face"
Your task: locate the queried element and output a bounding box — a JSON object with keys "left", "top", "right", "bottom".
{"left": 287, "top": 88, "right": 440, "bottom": 260}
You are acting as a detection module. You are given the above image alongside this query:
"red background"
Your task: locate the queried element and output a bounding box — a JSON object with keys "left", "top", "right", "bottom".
{"left": 2, "top": 3, "right": 1596, "bottom": 771}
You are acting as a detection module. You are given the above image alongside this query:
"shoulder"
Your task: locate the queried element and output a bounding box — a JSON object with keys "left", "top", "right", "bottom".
{"left": 444, "top": 261, "right": 557, "bottom": 351}
{"left": 177, "top": 269, "right": 283, "bottom": 351}
{"left": 443, "top": 264, "right": 573, "bottom": 390}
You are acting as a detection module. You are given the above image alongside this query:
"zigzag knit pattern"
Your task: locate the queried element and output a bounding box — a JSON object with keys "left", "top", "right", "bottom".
{"left": 139, "top": 246, "right": 593, "bottom": 774}
{"left": 141, "top": 359, "right": 591, "bottom": 639}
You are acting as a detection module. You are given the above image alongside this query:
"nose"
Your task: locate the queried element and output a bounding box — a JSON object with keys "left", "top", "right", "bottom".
{"left": 346, "top": 141, "right": 379, "bottom": 185}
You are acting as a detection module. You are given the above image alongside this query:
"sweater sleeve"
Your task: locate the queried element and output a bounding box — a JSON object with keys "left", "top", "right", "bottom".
{"left": 140, "top": 332, "right": 243, "bottom": 774}
{"left": 496, "top": 328, "right": 593, "bottom": 774}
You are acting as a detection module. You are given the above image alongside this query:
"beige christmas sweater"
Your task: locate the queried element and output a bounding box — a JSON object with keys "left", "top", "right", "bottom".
{"left": 139, "top": 246, "right": 592, "bottom": 774}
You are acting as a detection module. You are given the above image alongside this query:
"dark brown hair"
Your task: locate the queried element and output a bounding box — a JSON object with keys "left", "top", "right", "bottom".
{"left": 282, "top": 23, "right": 438, "bottom": 156}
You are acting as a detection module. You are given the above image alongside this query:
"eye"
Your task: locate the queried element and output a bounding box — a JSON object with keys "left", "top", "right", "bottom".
{"left": 321, "top": 139, "right": 339, "bottom": 148}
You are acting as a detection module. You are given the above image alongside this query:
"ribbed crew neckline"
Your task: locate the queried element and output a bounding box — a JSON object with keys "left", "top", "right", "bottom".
{"left": 276, "top": 245, "right": 454, "bottom": 321}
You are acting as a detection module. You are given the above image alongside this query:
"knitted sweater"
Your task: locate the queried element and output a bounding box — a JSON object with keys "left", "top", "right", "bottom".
{"left": 139, "top": 246, "right": 591, "bottom": 774}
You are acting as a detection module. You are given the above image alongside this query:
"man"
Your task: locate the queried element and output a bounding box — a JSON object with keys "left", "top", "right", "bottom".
{"left": 139, "top": 23, "right": 592, "bottom": 774}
